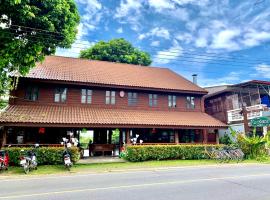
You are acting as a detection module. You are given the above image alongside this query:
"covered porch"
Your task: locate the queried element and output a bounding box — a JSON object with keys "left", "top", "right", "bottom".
{"left": 0, "top": 105, "right": 227, "bottom": 155}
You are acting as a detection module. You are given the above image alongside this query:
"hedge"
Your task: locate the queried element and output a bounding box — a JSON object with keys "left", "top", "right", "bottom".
{"left": 2, "top": 147, "right": 80, "bottom": 166}
{"left": 125, "top": 145, "right": 223, "bottom": 162}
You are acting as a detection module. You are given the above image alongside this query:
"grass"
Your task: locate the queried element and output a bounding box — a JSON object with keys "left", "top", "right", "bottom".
{"left": 1, "top": 158, "right": 270, "bottom": 177}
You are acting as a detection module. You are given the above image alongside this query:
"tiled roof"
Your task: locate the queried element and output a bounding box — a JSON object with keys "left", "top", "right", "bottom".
{"left": 25, "top": 56, "right": 207, "bottom": 94}
{"left": 0, "top": 105, "right": 227, "bottom": 128}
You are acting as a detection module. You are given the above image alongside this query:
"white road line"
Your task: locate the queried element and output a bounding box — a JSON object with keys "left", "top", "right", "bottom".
{"left": 0, "top": 163, "right": 267, "bottom": 182}
{"left": 1, "top": 173, "right": 270, "bottom": 199}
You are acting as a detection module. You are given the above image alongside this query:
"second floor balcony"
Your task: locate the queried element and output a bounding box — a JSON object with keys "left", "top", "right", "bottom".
{"left": 227, "top": 104, "right": 269, "bottom": 123}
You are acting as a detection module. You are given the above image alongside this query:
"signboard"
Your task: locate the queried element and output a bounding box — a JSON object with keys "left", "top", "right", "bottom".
{"left": 251, "top": 117, "right": 270, "bottom": 127}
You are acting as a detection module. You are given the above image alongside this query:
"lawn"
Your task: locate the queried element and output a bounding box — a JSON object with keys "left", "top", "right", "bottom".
{"left": 1, "top": 159, "right": 270, "bottom": 176}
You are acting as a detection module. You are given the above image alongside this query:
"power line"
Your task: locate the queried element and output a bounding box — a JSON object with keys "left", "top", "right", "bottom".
{"left": 0, "top": 30, "right": 269, "bottom": 72}
{"left": 2, "top": 27, "right": 270, "bottom": 64}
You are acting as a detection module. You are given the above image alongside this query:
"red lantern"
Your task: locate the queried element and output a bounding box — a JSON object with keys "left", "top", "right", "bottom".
{"left": 151, "top": 128, "right": 156, "bottom": 134}
{"left": 39, "top": 127, "right": 45, "bottom": 134}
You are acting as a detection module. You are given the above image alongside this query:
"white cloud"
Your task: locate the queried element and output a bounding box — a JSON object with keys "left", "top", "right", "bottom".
{"left": 139, "top": 27, "right": 170, "bottom": 40}
{"left": 114, "top": 0, "right": 143, "bottom": 31}
{"left": 242, "top": 30, "right": 270, "bottom": 47}
{"left": 55, "top": 22, "right": 94, "bottom": 58}
{"left": 175, "top": 33, "right": 193, "bottom": 44}
{"left": 115, "top": 0, "right": 142, "bottom": 18}
{"left": 198, "top": 71, "right": 242, "bottom": 87}
{"left": 55, "top": 40, "right": 94, "bottom": 58}
{"left": 116, "top": 27, "right": 123, "bottom": 33}
{"left": 148, "top": 0, "right": 174, "bottom": 11}
{"left": 153, "top": 40, "right": 183, "bottom": 64}
{"left": 75, "top": 0, "right": 104, "bottom": 33}
{"left": 254, "top": 64, "right": 270, "bottom": 79}
{"left": 150, "top": 41, "right": 160, "bottom": 47}
{"left": 211, "top": 29, "right": 241, "bottom": 50}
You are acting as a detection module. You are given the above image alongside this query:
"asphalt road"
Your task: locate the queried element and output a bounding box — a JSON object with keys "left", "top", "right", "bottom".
{"left": 0, "top": 164, "right": 270, "bottom": 200}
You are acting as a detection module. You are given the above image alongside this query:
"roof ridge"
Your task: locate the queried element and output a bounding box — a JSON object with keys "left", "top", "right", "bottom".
{"left": 50, "top": 55, "right": 170, "bottom": 70}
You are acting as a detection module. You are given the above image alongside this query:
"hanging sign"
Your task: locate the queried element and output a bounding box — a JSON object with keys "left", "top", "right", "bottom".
{"left": 251, "top": 117, "right": 270, "bottom": 127}
{"left": 38, "top": 127, "right": 45, "bottom": 134}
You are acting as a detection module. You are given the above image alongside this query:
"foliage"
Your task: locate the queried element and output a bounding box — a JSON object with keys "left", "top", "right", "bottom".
{"left": 236, "top": 133, "right": 267, "bottom": 159}
{"left": 112, "top": 129, "right": 120, "bottom": 144}
{"left": 219, "top": 134, "right": 233, "bottom": 145}
{"left": 0, "top": 99, "right": 8, "bottom": 109}
{"left": 0, "top": 0, "right": 80, "bottom": 96}
{"left": 125, "top": 145, "right": 223, "bottom": 162}
{"left": 3, "top": 147, "right": 80, "bottom": 166}
{"left": 80, "top": 38, "right": 152, "bottom": 66}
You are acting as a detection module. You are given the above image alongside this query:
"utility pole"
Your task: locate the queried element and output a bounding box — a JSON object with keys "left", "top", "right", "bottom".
{"left": 242, "top": 106, "right": 249, "bottom": 134}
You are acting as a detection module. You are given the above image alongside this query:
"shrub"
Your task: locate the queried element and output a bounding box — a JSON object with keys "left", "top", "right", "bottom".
{"left": 125, "top": 145, "right": 222, "bottom": 162}
{"left": 219, "top": 134, "right": 233, "bottom": 145}
{"left": 236, "top": 134, "right": 267, "bottom": 159}
{"left": 2, "top": 147, "right": 80, "bottom": 166}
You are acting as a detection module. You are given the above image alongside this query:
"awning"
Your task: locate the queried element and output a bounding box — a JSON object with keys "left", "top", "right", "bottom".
{"left": 0, "top": 105, "right": 227, "bottom": 128}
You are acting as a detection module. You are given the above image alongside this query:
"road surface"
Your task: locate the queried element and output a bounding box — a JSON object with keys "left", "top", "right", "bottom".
{"left": 0, "top": 164, "right": 270, "bottom": 200}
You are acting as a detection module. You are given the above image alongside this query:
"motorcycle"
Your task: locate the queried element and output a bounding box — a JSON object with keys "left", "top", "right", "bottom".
{"left": 19, "top": 144, "right": 39, "bottom": 174}
{"left": 0, "top": 149, "right": 9, "bottom": 171}
{"left": 61, "top": 138, "right": 72, "bottom": 171}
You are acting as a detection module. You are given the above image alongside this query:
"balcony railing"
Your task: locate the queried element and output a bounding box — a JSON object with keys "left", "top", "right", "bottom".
{"left": 227, "top": 104, "right": 268, "bottom": 123}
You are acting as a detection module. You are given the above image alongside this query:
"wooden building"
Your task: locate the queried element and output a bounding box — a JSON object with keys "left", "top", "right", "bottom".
{"left": 204, "top": 80, "right": 270, "bottom": 135}
{"left": 0, "top": 56, "right": 226, "bottom": 152}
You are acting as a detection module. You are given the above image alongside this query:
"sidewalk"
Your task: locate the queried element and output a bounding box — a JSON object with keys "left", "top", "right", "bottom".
{"left": 77, "top": 156, "right": 127, "bottom": 164}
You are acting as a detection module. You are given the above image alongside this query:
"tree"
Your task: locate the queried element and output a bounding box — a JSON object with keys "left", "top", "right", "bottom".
{"left": 80, "top": 38, "right": 152, "bottom": 66}
{"left": 0, "top": 0, "right": 80, "bottom": 96}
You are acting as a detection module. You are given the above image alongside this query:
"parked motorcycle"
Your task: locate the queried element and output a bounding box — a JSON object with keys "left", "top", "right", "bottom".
{"left": 0, "top": 149, "right": 9, "bottom": 171}
{"left": 61, "top": 138, "right": 72, "bottom": 171}
{"left": 19, "top": 144, "right": 39, "bottom": 174}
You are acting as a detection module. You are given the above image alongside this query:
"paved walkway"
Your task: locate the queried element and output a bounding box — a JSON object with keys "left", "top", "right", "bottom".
{"left": 77, "top": 156, "right": 126, "bottom": 164}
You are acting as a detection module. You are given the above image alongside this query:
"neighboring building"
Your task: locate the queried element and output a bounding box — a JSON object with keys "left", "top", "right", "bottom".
{"left": 204, "top": 80, "right": 270, "bottom": 136}
{"left": 0, "top": 56, "right": 226, "bottom": 153}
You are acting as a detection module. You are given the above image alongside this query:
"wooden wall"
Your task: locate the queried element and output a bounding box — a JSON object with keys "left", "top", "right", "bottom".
{"left": 10, "top": 79, "right": 204, "bottom": 112}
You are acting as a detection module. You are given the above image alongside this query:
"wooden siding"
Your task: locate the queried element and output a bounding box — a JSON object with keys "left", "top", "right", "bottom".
{"left": 10, "top": 80, "right": 203, "bottom": 112}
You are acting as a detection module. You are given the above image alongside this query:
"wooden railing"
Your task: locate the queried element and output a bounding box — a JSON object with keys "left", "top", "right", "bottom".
{"left": 227, "top": 104, "right": 268, "bottom": 123}
{"left": 127, "top": 142, "right": 217, "bottom": 145}
{"left": 4, "top": 144, "right": 63, "bottom": 147}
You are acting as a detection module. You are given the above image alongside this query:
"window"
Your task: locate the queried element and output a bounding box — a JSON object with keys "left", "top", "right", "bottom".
{"left": 105, "top": 91, "right": 116, "bottom": 105}
{"left": 81, "top": 89, "right": 92, "bottom": 104}
{"left": 149, "top": 94, "right": 158, "bottom": 107}
{"left": 168, "top": 95, "right": 177, "bottom": 108}
{"left": 25, "top": 86, "right": 39, "bottom": 101}
{"left": 128, "top": 92, "right": 137, "bottom": 106}
{"left": 54, "top": 88, "right": 67, "bottom": 103}
{"left": 186, "top": 96, "right": 195, "bottom": 109}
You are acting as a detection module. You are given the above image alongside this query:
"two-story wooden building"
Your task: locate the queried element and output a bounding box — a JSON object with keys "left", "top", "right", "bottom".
{"left": 204, "top": 80, "right": 270, "bottom": 136}
{"left": 0, "top": 56, "right": 226, "bottom": 151}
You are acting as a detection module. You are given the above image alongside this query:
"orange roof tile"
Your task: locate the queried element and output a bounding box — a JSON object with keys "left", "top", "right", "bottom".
{"left": 25, "top": 56, "right": 207, "bottom": 94}
{"left": 0, "top": 105, "right": 227, "bottom": 128}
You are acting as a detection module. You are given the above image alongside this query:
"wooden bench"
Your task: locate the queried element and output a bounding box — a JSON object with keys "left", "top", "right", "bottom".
{"left": 89, "top": 144, "right": 115, "bottom": 156}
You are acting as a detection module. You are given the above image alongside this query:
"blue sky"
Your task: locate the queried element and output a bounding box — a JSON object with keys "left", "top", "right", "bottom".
{"left": 56, "top": 0, "right": 270, "bottom": 87}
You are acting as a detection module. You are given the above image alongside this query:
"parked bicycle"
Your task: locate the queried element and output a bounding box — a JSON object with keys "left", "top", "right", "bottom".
{"left": 19, "top": 144, "right": 39, "bottom": 174}
{"left": 204, "top": 146, "right": 244, "bottom": 163}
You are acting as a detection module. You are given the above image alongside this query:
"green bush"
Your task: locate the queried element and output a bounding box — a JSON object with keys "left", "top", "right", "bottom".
{"left": 125, "top": 145, "right": 222, "bottom": 162}
{"left": 2, "top": 147, "right": 80, "bottom": 166}
{"left": 236, "top": 134, "right": 267, "bottom": 159}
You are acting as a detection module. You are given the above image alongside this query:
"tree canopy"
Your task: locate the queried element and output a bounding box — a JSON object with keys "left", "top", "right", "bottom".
{"left": 80, "top": 38, "right": 152, "bottom": 66}
{"left": 0, "top": 0, "right": 80, "bottom": 96}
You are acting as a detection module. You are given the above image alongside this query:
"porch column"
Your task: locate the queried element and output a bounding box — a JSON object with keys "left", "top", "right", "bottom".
{"left": 174, "top": 130, "right": 179, "bottom": 144}
{"left": 108, "top": 130, "right": 112, "bottom": 144}
{"left": 203, "top": 129, "right": 208, "bottom": 144}
{"left": 216, "top": 130, "right": 219, "bottom": 144}
{"left": 126, "top": 129, "right": 131, "bottom": 144}
{"left": 1, "top": 127, "right": 7, "bottom": 147}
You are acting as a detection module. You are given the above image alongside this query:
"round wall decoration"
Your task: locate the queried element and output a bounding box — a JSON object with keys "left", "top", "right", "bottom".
{"left": 119, "top": 91, "right": 125, "bottom": 97}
